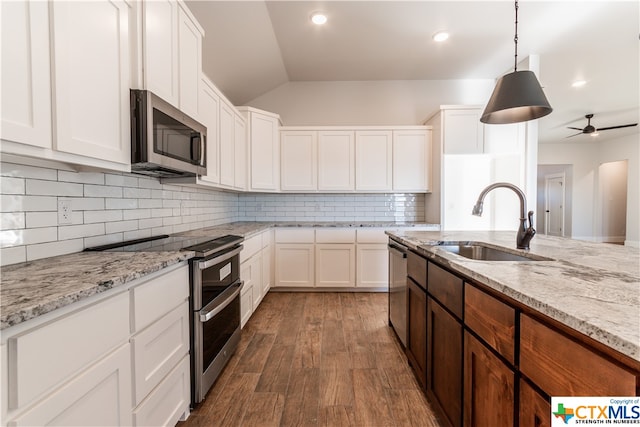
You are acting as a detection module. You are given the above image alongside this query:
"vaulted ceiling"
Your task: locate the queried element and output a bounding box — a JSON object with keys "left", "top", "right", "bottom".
{"left": 186, "top": 1, "right": 639, "bottom": 145}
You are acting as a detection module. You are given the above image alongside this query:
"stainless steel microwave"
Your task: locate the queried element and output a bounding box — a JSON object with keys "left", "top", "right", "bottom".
{"left": 130, "top": 89, "right": 207, "bottom": 178}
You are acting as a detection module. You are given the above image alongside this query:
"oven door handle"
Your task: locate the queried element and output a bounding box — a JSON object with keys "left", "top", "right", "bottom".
{"left": 197, "top": 245, "right": 243, "bottom": 270}
{"left": 199, "top": 280, "right": 243, "bottom": 322}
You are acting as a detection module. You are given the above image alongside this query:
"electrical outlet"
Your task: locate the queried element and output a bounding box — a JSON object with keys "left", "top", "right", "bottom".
{"left": 58, "top": 199, "right": 72, "bottom": 225}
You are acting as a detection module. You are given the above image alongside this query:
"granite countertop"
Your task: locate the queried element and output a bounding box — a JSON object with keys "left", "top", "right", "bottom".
{"left": 0, "top": 221, "right": 436, "bottom": 330}
{"left": 386, "top": 230, "right": 640, "bottom": 362}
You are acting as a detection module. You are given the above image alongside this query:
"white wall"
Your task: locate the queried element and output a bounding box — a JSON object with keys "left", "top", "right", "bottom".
{"left": 246, "top": 79, "right": 495, "bottom": 125}
{"left": 598, "top": 160, "right": 628, "bottom": 243}
{"left": 538, "top": 133, "right": 639, "bottom": 246}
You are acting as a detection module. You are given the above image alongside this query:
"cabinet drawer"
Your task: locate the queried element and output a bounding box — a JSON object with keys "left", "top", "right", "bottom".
{"left": 464, "top": 283, "right": 515, "bottom": 364}
{"left": 133, "top": 354, "right": 190, "bottom": 427}
{"left": 428, "top": 262, "right": 463, "bottom": 319}
{"left": 241, "top": 233, "right": 262, "bottom": 262}
{"left": 356, "top": 228, "right": 388, "bottom": 243}
{"left": 315, "top": 228, "right": 356, "bottom": 243}
{"left": 520, "top": 314, "right": 637, "bottom": 396}
{"left": 7, "top": 291, "right": 130, "bottom": 410}
{"left": 131, "top": 301, "right": 189, "bottom": 405}
{"left": 132, "top": 265, "right": 189, "bottom": 332}
{"left": 407, "top": 251, "right": 427, "bottom": 290}
{"left": 261, "top": 229, "right": 272, "bottom": 248}
{"left": 274, "top": 228, "right": 315, "bottom": 243}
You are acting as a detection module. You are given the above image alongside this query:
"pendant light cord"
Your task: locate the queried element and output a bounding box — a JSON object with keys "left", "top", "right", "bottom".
{"left": 514, "top": 0, "right": 519, "bottom": 72}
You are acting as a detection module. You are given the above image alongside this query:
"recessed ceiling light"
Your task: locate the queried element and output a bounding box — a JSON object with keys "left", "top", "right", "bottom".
{"left": 572, "top": 80, "right": 587, "bottom": 88}
{"left": 311, "top": 12, "right": 327, "bottom": 25}
{"left": 433, "top": 31, "right": 449, "bottom": 42}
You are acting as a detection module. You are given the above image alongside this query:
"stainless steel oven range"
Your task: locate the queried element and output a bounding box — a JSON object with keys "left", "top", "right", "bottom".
{"left": 85, "top": 233, "right": 244, "bottom": 406}
{"left": 184, "top": 235, "right": 243, "bottom": 404}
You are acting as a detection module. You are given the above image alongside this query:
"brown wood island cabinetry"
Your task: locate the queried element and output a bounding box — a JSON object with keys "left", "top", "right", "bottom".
{"left": 406, "top": 251, "right": 428, "bottom": 389}
{"left": 401, "top": 250, "right": 640, "bottom": 427}
{"left": 426, "top": 263, "right": 463, "bottom": 427}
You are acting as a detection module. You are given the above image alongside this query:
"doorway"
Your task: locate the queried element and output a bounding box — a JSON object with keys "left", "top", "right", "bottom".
{"left": 544, "top": 173, "right": 565, "bottom": 236}
{"left": 598, "top": 160, "right": 628, "bottom": 244}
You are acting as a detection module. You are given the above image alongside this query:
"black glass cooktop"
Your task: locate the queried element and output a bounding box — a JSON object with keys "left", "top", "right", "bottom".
{"left": 84, "top": 234, "right": 243, "bottom": 257}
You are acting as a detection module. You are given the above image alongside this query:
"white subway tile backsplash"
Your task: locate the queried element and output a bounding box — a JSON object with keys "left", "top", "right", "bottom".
{"left": 25, "top": 212, "right": 58, "bottom": 228}
{"left": 1, "top": 161, "right": 426, "bottom": 266}
{"left": 1, "top": 177, "right": 25, "bottom": 195}
{"left": 1, "top": 245, "right": 26, "bottom": 265}
{"left": 58, "top": 223, "right": 105, "bottom": 240}
{"left": 1, "top": 163, "right": 57, "bottom": 180}
{"left": 1, "top": 212, "right": 25, "bottom": 230}
{"left": 27, "top": 239, "right": 84, "bottom": 261}
{"left": 84, "top": 210, "right": 123, "bottom": 224}
{"left": 1, "top": 195, "right": 58, "bottom": 212}
{"left": 58, "top": 170, "right": 104, "bottom": 185}
{"left": 26, "top": 179, "right": 82, "bottom": 196}
{"left": 84, "top": 184, "right": 123, "bottom": 198}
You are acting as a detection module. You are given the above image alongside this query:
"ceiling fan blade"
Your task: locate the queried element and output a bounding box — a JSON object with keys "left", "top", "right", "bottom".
{"left": 567, "top": 127, "right": 584, "bottom": 131}
{"left": 565, "top": 132, "right": 583, "bottom": 138}
{"left": 596, "top": 123, "right": 638, "bottom": 131}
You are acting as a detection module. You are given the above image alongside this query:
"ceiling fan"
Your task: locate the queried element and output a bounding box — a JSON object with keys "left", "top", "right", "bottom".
{"left": 567, "top": 113, "right": 638, "bottom": 137}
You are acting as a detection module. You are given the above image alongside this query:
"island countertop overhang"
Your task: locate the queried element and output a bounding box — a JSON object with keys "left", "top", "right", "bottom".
{"left": 385, "top": 230, "right": 640, "bottom": 362}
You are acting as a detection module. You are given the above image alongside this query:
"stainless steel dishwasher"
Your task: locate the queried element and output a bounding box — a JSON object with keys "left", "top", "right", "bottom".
{"left": 388, "top": 239, "right": 408, "bottom": 347}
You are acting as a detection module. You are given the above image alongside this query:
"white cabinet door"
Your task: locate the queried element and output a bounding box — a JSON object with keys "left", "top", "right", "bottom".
{"left": 51, "top": 0, "right": 130, "bottom": 164}
{"left": 132, "top": 355, "right": 190, "bottom": 427}
{"left": 9, "top": 344, "right": 132, "bottom": 427}
{"left": 240, "top": 281, "right": 253, "bottom": 328}
{"left": 142, "top": 0, "right": 178, "bottom": 105}
{"left": 1, "top": 0, "right": 52, "bottom": 148}
{"left": 219, "top": 102, "right": 235, "bottom": 187}
{"left": 248, "top": 112, "right": 280, "bottom": 191}
{"left": 199, "top": 76, "right": 220, "bottom": 184}
{"left": 393, "top": 129, "right": 431, "bottom": 191}
{"left": 234, "top": 114, "right": 247, "bottom": 190}
{"left": 356, "top": 244, "right": 389, "bottom": 289}
{"left": 281, "top": 131, "right": 318, "bottom": 191}
{"left": 261, "top": 245, "right": 272, "bottom": 295}
{"left": 275, "top": 244, "right": 315, "bottom": 287}
{"left": 355, "top": 130, "right": 392, "bottom": 191}
{"left": 131, "top": 301, "right": 189, "bottom": 405}
{"left": 315, "top": 244, "right": 355, "bottom": 288}
{"left": 443, "top": 108, "right": 484, "bottom": 154}
{"left": 318, "top": 130, "right": 355, "bottom": 191}
{"left": 177, "top": 5, "right": 201, "bottom": 118}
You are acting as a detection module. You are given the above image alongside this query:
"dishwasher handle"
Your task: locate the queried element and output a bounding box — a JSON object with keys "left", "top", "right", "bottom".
{"left": 388, "top": 243, "right": 408, "bottom": 259}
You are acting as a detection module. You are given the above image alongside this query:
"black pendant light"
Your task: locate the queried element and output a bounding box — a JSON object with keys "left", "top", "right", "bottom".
{"left": 480, "top": 0, "right": 552, "bottom": 124}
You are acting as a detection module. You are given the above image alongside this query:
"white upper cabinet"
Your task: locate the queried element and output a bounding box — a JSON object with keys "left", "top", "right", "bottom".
{"left": 1, "top": 0, "right": 52, "bottom": 148}
{"left": 443, "top": 107, "right": 484, "bottom": 154}
{"left": 139, "top": 0, "right": 203, "bottom": 116}
{"left": 234, "top": 113, "right": 247, "bottom": 190}
{"left": 219, "top": 101, "right": 235, "bottom": 188}
{"left": 355, "top": 130, "right": 393, "bottom": 191}
{"left": 198, "top": 75, "right": 220, "bottom": 184}
{"left": 177, "top": 4, "right": 202, "bottom": 118}
{"left": 393, "top": 129, "right": 431, "bottom": 192}
{"left": 281, "top": 130, "right": 317, "bottom": 191}
{"left": 318, "top": 130, "right": 355, "bottom": 191}
{"left": 141, "top": 0, "right": 179, "bottom": 106}
{"left": 239, "top": 107, "right": 281, "bottom": 192}
{"left": 50, "top": 0, "right": 131, "bottom": 165}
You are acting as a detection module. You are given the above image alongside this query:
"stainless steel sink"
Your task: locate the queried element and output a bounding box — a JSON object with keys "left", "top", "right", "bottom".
{"left": 436, "top": 242, "right": 552, "bottom": 262}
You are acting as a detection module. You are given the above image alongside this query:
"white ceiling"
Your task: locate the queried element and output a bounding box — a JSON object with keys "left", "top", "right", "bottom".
{"left": 185, "top": 1, "right": 639, "bottom": 145}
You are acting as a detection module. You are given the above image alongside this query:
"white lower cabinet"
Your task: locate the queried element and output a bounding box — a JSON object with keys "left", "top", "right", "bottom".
{"left": 315, "top": 244, "right": 355, "bottom": 288}
{"left": 132, "top": 355, "right": 190, "bottom": 427}
{"left": 356, "top": 244, "right": 389, "bottom": 288}
{"left": 240, "top": 230, "right": 273, "bottom": 327}
{"left": 9, "top": 344, "right": 132, "bottom": 427}
{"left": 274, "top": 243, "right": 315, "bottom": 287}
{"left": 1, "top": 263, "right": 190, "bottom": 427}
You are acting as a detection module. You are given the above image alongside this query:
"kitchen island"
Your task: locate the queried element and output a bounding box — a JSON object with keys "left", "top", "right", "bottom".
{"left": 387, "top": 229, "right": 639, "bottom": 427}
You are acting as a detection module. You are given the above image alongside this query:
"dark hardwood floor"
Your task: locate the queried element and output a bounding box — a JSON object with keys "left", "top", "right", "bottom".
{"left": 179, "top": 292, "right": 440, "bottom": 427}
